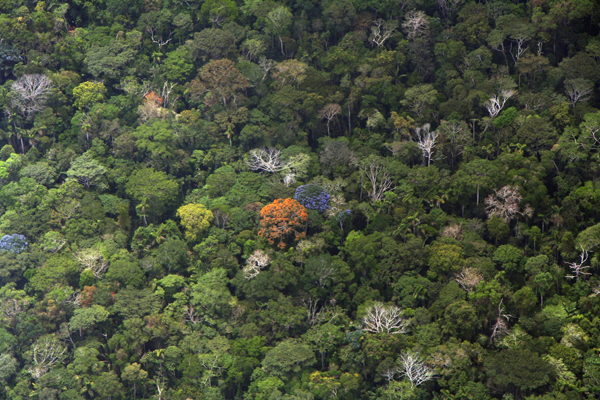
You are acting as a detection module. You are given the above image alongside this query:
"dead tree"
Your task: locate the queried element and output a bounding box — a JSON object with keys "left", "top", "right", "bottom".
{"left": 397, "top": 352, "right": 435, "bottom": 388}
{"left": 74, "top": 248, "right": 109, "bottom": 278}
{"left": 415, "top": 123, "right": 439, "bottom": 166}
{"left": 484, "top": 185, "right": 533, "bottom": 222}
{"left": 362, "top": 160, "right": 394, "bottom": 203}
{"left": 402, "top": 11, "right": 429, "bottom": 41}
{"left": 319, "top": 103, "right": 342, "bottom": 137}
{"left": 565, "top": 246, "right": 591, "bottom": 282}
{"left": 243, "top": 250, "right": 271, "bottom": 279}
{"left": 363, "top": 302, "right": 409, "bottom": 334}
{"left": 369, "top": 19, "right": 398, "bottom": 47}
{"left": 484, "top": 90, "right": 515, "bottom": 118}
{"left": 455, "top": 267, "right": 483, "bottom": 292}
{"left": 28, "top": 335, "right": 67, "bottom": 379}
{"left": 490, "top": 299, "right": 513, "bottom": 343}
{"left": 10, "top": 74, "right": 53, "bottom": 119}
{"left": 245, "top": 148, "right": 285, "bottom": 173}
{"left": 147, "top": 28, "right": 174, "bottom": 47}
{"left": 565, "top": 78, "right": 594, "bottom": 108}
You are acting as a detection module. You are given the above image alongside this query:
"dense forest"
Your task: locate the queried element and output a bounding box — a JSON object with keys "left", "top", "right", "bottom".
{"left": 0, "top": 0, "right": 599, "bottom": 398}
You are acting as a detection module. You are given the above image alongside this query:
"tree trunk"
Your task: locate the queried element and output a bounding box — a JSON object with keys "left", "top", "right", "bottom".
{"left": 347, "top": 103, "right": 351, "bottom": 133}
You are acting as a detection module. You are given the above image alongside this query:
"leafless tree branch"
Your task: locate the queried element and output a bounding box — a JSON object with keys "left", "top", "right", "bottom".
{"left": 363, "top": 302, "right": 409, "bottom": 334}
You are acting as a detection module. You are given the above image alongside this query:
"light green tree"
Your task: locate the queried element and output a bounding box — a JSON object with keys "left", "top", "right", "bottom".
{"left": 401, "top": 84, "right": 439, "bottom": 117}
{"left": 262, "top": 339, "right": 316, "bottom": 378}
{"left": 72, "top": 81, "right": 107, "bottom": 110}
{"left": 176, "top": 203, "right": 214, "bottom": 241}
{"left": 66, "top": 152, "right": 107, "bottom": 190}
{"left": 69, "top": 305, "right": 110, "bottom": 336}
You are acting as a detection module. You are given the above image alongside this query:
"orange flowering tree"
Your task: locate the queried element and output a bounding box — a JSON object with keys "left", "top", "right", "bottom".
{"left": 259, "top": 198, "right": 308, "bottom": 248}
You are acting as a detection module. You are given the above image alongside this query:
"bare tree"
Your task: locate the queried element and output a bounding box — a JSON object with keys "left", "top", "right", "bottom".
{"left": 485, "top": 185, "right": 532, "bottom": 222}
{"left": 369, "top": 19, "right": 398, "bottom": 47}
{"left": 565, "top": 78, "right": 594, "bottom": 109}
{"left": 0, "top": 289, "right": 30, "bottom": 327}
{"left": 28, "top": 335, "right": 67, "bottom": 379}
{"left": 362, "top": 159, "right": 394, "bottom": 203}
{"left": 243, "top": 250, "right": 271, "bottom": 279}
{"left": 138, "top": 100, "right": 168, "bottom": 122}
{"left": 565, "top": 246, "right": 591, "bottom": 282}
{"left": 484, "top": 90, "right": 515, "bottom": 118}
{"left": 159, "top": 81, "right": 177, "bottom": 109}
{"left": 402, "top": 11, "right": 429, "bottom": 41}
{"left": 397, "top": 352, "right": 435, "bottom": 388}
{"left": 246, "top": 148, "right": 285, "bottom": 173}
{"left": 301, "top": 295, "right": 342, "bottom": 326}
{"left": 282, "top": 173, "right": 296, "bottom": 187}
{"left": 490, "top": 299, "right": 513, "bottom": 343}
{"left": 184, "top": 305, "right": 201, "bottom": 325}
{"left": 381, "top": 366, "right": 399, "bottom": 383}
{"left": 455, "top": 267, "right": 483, "bottom": 292}
{"left": 74, "top": 248, "right": 109, "bottom": 278}
{"left": 437, "top": 120, "right": 472, "bottom": 167}
{"left": 581, "top": 114, "right": 600, "bottom": 144}
{"left": 363, "top": 302, "right": 409, "bottom": 334}
{"left": 415, "top": 123, "right": 439, "bottom": 167}
{"left": 511, "top": 36, "right": 529, "bottom": 64}
{"left": 10, "top": 74, "right": 54, "bottom": 119}
{"left": 147, "top": 28, "right": 173, "bottom": 47}
{"left": 436, "top": 0, "right": 464, "bottom": 21}
{"left": 258, "top": 56, "right": 277, "bottom": 81}
{"left": 319, "top": 103, "right": 342, "bottom": 137}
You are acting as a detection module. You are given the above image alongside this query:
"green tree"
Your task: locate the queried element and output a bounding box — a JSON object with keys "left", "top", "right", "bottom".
{"left": 303, "top": 323, "right": 344, "bottom": 369}
{"left": 453, "top": 158, "right": 497, "bottom": 206}
{"left": 188, "top": 59, "right": 249, "bottom": 108}
{"left": 72, "top": 81, "right": 107, "bottom": 110}
{"left": 121, "top": 363, "right": 148, "bottom": 400}
{"left": 84, "top": 33, "right": 140, "bottom": 80}
{"left": 400, "top": 84, "right": 439, "bottom": 118}
{"left": 177, "top": 203, "right": 214, "bottom": 241}
{"left": 199, "top": 0, "right": 238, "bottom": 26}
{"left": 265, "top": 6, "right": 293, "bottom": 55}
{"left": 69, "top": 305, "right": 110, "bottom": 336}
{"left": 162, "top": 46, "right": 194, "bottom": 82}
{"left": 66, "top": 152, "right": 108, "bottom": 190}
{"left": 427, "top": 241, "right": 464, "bottom": 280}
{"left": 190, "top": 268, "right": 234, "bottom": 325}
{"left": 484, "top": 349, "right": 551, "bottom": 395}
{"left": 492, "top": 245, "right": 522, "bottom": 274}
{"left": 125, "top": 168, "right": 179, "bottom": 225}
{"left": 262, "top": 339, "right": 316, "bottom": 378}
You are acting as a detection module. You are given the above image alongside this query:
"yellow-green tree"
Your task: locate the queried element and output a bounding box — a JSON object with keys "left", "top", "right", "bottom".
{"left": 176, "top": 203, "right": 214, "bottom": 241}
{"left": 72, "top": 81, "right": 107, "bottom": 110}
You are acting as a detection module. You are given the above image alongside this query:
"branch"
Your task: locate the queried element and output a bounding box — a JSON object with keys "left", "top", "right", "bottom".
{"left": 147, "top": 28, "right": 174, "bottom": 47}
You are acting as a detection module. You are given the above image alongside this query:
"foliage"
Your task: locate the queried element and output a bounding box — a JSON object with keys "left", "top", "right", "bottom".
{"left": 176, "top": 203, "right": 214, "bottom": 241}
{"left": 259, "top": 198, "right": 308, "bottom": 248}
{"left": 72, "top": 81, "right": 107, "bottom": 110}
{"left": 294, "top": 185, "right": 330, "bottom": 213}
{"left": 0, "top": 234, "right": 27, "bottom": 254}
{"left": 0, "top": 0, "right": 597, "bottom": 398}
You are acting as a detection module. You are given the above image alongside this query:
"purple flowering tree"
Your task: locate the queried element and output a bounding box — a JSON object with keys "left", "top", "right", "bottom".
{"left": 0, "top": 234, "right": 28, "bottom": 253}
{"left": 294, "top": 185, "right": 330, "bottom": 212}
